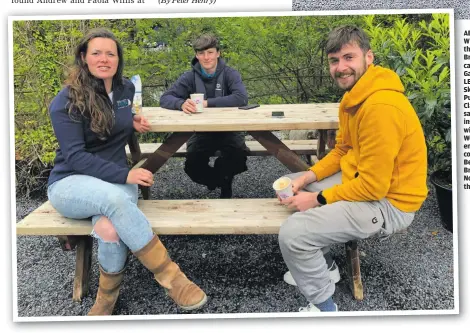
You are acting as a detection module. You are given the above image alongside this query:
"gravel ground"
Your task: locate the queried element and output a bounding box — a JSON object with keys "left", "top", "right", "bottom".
{"left": 292, "top": 0, "right": 470, "bottom": 19}
{"left": 15, "top": 155, "right": 454, "bottom": 317}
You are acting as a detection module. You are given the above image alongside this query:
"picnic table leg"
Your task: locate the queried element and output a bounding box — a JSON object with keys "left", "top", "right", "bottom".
{"left": 345, "top": 240, "right": 364, "bottom": 300}
{"left": 305, "top": 154, "right": 312, "bottom": 166}
{"left": 141, "top": 132, "right": 193, "bottom": 174}
{"left": 57, "top": 235, "right": 80, "bottom": 251}
{"left": 310, "top": 155, "right": 320, "bottom": 165}
{"left": 316, "top": 129, "right": 337, "bottom": 160}
{"left": 134, "top": 132, "right": 193, "bottom": 200}
{"left": 317, "top": 130, "right": 327, "bottom": 159}
{"left": 127, "top": 133, "right": 150, "bottom": 199}
{"left": 248, "top": 131, "right": 310, "bottom": 172}
{"left": 127, "top": 133, "right": 142, "bottom": 166}
{"left": 327, "top": 129, "right": 337, "bottom": 150}
{"left": 72, "top": 236, "right": 93, "bottom": 302}
{"left": 141, "top": 186, "right": 150, "bottom": 200}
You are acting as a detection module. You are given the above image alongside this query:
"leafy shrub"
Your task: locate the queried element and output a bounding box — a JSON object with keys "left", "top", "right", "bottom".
{"left": 364, "top": 13, "right": 451, "bottom": 181}
{"left": 15, "top": 125, "right": 57, "bottom": 196}
{"left": 13, "top": 14, "right": 449, "bottom": 196}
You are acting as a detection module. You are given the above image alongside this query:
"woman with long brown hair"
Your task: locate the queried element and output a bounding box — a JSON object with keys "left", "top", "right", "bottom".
{"left": 47, "top": 28, "right": 207, "bottom": 315}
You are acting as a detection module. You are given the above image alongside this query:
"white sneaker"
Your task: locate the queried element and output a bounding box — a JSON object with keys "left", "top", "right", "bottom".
{"left": 299, "top": 302, "right": 338, "bottom": 312}
{"left": 284, "top": 262, "right": 341, "bottom": 286}
{"left": 299, "top": 303, "right": 321, "bottom": 312}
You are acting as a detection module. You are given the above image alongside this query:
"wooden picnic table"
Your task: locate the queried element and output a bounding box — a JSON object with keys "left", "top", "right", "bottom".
{"left": 128, "top": 103, "right": 340, "bottom": 189}
{"left": 126, "top": 103, "right": 363, "bottom": 300}
{"left": 18, "top": 102, "right": 368, "bottom": 303}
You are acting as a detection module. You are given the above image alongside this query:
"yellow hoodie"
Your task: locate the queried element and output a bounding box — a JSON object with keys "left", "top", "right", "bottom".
{"left": 310, "top": 64, "right": 428, "bottom": 212}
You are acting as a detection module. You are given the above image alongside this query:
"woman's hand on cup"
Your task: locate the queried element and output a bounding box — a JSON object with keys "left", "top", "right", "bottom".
{"left": 127, "top": 168, "right": 154, "bottom": 187}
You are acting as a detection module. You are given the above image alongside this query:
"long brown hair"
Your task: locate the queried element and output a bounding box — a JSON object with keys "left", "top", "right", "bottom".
{"left": 66, "top": 28, "right": 124, "bottom": 140}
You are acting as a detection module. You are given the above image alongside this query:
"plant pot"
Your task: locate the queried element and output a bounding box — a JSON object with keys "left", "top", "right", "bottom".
{"left": 430, "top": 170, "right": 453, "bottom": 233}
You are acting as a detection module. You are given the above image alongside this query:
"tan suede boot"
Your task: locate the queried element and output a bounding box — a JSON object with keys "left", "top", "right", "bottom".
{"left": 133, "top": 235, "right": 207, "bottom": 311}
{"left": 87, "top": 266, "right": 125, "bottom": 316}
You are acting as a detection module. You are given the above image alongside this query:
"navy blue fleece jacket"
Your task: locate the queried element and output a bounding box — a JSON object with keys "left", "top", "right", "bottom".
{"left": 160, "top": 58, "right": 248, "bottom": 110}
{"left": 48, "top": 78, "right": 135, "bottom": 186}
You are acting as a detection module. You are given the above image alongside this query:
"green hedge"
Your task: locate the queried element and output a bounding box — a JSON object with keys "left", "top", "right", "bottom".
{"left": 13, "top": 14, "right": 450, "bottom": 195}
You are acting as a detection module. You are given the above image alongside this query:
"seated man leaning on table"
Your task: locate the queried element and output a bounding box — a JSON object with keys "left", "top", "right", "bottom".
{"left": 160, "top": 33, "right": 249, "bottom": 198}
{"left": 277, "top": 25, "right": 428, "bottom": 312}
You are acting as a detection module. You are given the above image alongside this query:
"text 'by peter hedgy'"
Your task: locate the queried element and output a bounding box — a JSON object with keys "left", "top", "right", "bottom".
{"left": 462, "top": 29, "right": 470, "bottom": 188}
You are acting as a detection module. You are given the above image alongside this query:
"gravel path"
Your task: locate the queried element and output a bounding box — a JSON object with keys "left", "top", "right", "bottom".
{"left": 15, "top": 155, "right": 454, "bottom": 317}
{"left": 292, "top": 0, "right": 470, "bottom": 19}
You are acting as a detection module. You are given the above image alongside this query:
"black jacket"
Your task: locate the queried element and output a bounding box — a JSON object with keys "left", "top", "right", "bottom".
{"left": 48, "top": 79, "right": 135, "bottom": 186}
{"left": 160, "top": 58, "right": 248, "bottom": 110}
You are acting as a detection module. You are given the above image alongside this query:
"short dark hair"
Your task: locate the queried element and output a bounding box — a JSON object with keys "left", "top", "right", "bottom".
{"left": 193, "top": 33, "right": 220, "bottom": 52}
{"left": 325, "top": 25, "right": 371, "bottom": 55}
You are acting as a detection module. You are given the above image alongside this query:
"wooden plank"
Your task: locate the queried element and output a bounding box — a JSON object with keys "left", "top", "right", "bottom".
{"left": 310, "top": 155, "right": 320, "bottom": 165}
{"left": 345, "top": 241, "right": 364, "bottom": 301}
{"left": 16, "top": 199, "right": 296, "bottom": 236}
{"left": 132, "top": 158, "right": 147, "bottom": 169}
{"left": 248, "top": 131, "right": 310, "bottom": 172}
{"left": 317, "top": 129, "right": 327, "bottom": 159}
{"left": 57, "top": 235, "right": 80, "bottom": 251}
{"left": 127, "top": 133, "right": 142, "bottom": 166}
{"left": 141, "top": 104, "right": 339, "bottom": 132}
{"left": 140, "top": 132, "right": 193, "bottom": 174}
{"left": 72, "top": 236, "right": 93, "bottom": 302}
{"left": 131, "top": 158, "right": 150, "bottom": 200}
{"left": 326, "top": 129, "right": 337, "bottom": 149}
{"left": 126, "top": 140, "right": 319, "bottom": 158}
{"left": 247, "top": 140, "right": 318, "bottom": 154}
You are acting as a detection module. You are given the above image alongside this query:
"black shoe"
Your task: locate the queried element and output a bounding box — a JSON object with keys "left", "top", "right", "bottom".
{"left": 207, "top": 184, "right": 216, "bottom": 191}
{"left": 219, "top": 176, "right": 233, "bottom": 198}
{"left": 206, "top": 178, "right": 217, "bottom": 191}
{"left": 220, "top": 185, "right": 232, "bottom": 198}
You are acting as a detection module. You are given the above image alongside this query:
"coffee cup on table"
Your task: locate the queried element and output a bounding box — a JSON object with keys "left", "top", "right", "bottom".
{"left": 190, "top": 93, "right": 204, "bottom": 113}
{"left": 273, "top": 177, "right": 294, "bottom": 200}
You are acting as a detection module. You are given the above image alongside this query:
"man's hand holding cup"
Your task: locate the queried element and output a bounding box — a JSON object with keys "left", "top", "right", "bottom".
{"left": 181, "top": 99, "right": 198, "bottom": 114}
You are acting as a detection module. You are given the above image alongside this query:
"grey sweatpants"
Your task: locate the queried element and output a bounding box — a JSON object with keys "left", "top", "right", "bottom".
{"left": 278, "top": 171, "right": 415, "bottom": 304}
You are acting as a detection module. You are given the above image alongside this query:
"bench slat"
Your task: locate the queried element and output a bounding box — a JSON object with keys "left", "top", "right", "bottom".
{"left": 125, "top": 139, "right": 317, "bottom": 158}
{"left": 16, "top": 199, "right": 293, "bottom": 236}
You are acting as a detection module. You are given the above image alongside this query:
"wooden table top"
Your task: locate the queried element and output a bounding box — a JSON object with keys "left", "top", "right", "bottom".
{"left": 142, "top": 103, "right": 339, "bottom": 132}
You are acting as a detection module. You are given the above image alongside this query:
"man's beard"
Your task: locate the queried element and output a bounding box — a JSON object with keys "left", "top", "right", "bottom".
{"left": 334, "top": 59, "right": 367, "bottom": 91}
{"left": 335, "top": 71, "right": 356, "bottom": 90}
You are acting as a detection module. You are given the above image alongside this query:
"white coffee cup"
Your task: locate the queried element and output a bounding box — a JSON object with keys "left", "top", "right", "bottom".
{"left": 190, "top": 93, "right": 204, "bottom": 112}
{"left": 273, "top": 177, "right": 294, "bottom": 200}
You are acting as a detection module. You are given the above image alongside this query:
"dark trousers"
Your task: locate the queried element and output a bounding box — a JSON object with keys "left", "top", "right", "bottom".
{"left": 184, "top": 132, "right": 248, "bottom": 188}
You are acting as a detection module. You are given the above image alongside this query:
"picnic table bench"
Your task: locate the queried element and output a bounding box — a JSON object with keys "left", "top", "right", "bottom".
{"left": 16, "top": 103, "right": 365, "bottom": 303}
{"left": 125, "top": 139, "right": 319, "bottom": 159}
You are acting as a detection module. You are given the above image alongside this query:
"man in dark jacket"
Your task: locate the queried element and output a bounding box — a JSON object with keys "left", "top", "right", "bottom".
{"left": 160, "top": 33, "right": 249, "bottom": 198}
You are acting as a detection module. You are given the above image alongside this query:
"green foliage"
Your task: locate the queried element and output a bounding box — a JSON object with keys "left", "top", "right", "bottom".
{"left": 364, "top": 13, "right": 451, "bottom": 178}
{"left": 15, "top": 124, "right": 57, "bottom": 196}
{"left": 141, "top": 15, "right": 361, "bottom": 104}
{"left": 13, "top": 14, "right": 450, "bottom": 195}
{"left": 15, "top": 125, "right": 57, "bottom": 165}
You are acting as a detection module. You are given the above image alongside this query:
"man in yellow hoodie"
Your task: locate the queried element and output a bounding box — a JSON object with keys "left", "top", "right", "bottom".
{"left": 278, "top": 25, "right": 428, "bottom": 312}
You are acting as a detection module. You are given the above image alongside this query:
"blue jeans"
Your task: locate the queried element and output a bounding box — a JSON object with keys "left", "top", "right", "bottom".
{"left": 47, "top": 175, "right": 154, "bottom": 273}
